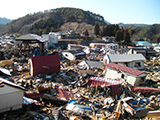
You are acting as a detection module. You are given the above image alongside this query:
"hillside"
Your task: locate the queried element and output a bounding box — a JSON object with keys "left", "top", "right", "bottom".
{"left": 0, "top": 7, "right": 107, "bottom": 35}
{"left": 0, "top": 24, "right": 5, "bottom": 31}
{"left": 131, "top": 24, "right": 160, "bottom": 42}
{"left": 0, "top": 17, "right": 12, "bottom": 32}
{"left": 60, "top": 22, "right": 94, "bottom": 34}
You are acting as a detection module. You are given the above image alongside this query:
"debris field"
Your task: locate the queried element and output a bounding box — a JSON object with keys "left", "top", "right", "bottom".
{"left": 0, "top": 44, "right": 160, "bottom": 120}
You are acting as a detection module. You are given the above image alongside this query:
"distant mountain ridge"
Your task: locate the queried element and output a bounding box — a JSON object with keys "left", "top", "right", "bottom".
{"left": 118, "top": 22, "right": 149, "bottom": 27}
{"left": 0, "top": 17, "right": 12, "bottom": 31}
{"left": 0, "top": 17, "right": 12, "bottom": 24}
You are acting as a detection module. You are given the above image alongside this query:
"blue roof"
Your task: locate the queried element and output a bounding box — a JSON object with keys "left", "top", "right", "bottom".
{"left": 136, "top": 41, "right": 149, "bottom": 44}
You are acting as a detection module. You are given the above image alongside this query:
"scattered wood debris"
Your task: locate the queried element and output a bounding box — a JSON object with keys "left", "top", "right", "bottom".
{"left": 0, "top": 42, "right": 160, "bottom": 120}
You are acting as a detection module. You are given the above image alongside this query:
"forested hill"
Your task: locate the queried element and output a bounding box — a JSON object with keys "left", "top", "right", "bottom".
{"left": 0, "top": 7, "right": 107, "bottom": 35}
{"left": 0, "top": 24, "right": 5, "bottom": 31}
{"left": 130, "top": 24, "right": 160, "bottom": 43}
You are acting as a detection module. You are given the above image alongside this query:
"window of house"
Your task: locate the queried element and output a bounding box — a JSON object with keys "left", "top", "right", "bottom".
{"left": 135, "top": 62, "right": 141, "bottom": 67}
{"left": 125, "top": 63, "right": 129, "bottom": 67}
{"left": 121, "top": 74, "right": 125, "bottom": 78}
{"left": 65, "top": 54, "right": 68, "bottom": 57}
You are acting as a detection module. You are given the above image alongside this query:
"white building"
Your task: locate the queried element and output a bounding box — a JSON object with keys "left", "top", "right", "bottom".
{"left": 105, "top": 43, "right": 119, "bottom": 50}
{"left": 42, "top": 33, "right": 58, "bottom": 49}
{"left": 0, "top": 78, "right": 25, "bottom": 113}
{"left": 103, "top": 53, "right": 146, "bottom": 70}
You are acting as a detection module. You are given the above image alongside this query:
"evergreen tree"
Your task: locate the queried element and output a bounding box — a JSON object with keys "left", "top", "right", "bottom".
{"left": 115, "top": 30, "right": 121, "bottom": 42}
{"left": 128, "top": 29, "right": 135, "bottom": 36}
{"left": 124, "top": 30, "right": 130, "bottom": 45}
{"left": 100, "top": 26, "right": 105, "bottom": 37}
{"left": 120, "top": 27, "right": 124, "bottom": 40}
{"left": 85, "top": 29, "right": 89, "bottom": 37}
{"left": 114, "top": 24, "right": 119, "bottom": 35}
{"left": 45, "top": 26, "right": 49, "bottom": 34}
{"left": 38, "top": 29, "right": 42, "bottom": 36}
{"left": 94, "top": 23, "right": 100, "bottom": 36}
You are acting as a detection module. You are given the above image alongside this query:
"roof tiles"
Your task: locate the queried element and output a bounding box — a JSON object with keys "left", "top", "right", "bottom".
{"left": 105, "top": 63, "right": 145, "bottom": 76}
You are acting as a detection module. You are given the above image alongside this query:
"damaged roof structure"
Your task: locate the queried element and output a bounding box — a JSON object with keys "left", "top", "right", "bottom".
{"left": 15, "top": 34, "right": 47, "bottom": 52}
{"left": 105, "top": 63, "right": 146, "bottom": 86}
{"left": 0, "top": 78, "right": 25, "bottom": 113}
{"left": 62, "top": 49, "right": 86, "bottom": 61}
{"left": 78, "top": 60, "right": 104, "bottom": 70}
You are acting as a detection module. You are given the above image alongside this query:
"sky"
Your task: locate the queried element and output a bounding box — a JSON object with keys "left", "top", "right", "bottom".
{"left": 0, "top": 0, "right": 160, "bottom": 24}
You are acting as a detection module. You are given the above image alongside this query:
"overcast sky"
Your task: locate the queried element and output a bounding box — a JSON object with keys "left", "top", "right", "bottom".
{"left": 0, "top": 0, "right": 159, "bottom": 24}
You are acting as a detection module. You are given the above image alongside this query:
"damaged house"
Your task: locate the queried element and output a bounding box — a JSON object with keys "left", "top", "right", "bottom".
{"left": 15, "top": 34, "right": 47, "bottom": 52}
{"left": 128, "top": 47, "right": 157, "bottom": 60}
{"left": 62, "top": 49, "right": 86, "bottom": 61}
{"left": 104, "top": 63, "right": 146, "bottom": 86}
{"left": 103, "top": 53, "right": 146, "bottom": 70}
{"left": 0, "top": 78, "right": 25, "bottom": 113}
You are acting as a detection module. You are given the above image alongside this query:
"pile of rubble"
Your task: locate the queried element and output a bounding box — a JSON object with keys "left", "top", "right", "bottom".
{"left": 144, "top": 56, "right": 160, "bottom": 82}
{"left": 0, "top": 45, "right": 160, "bottom": 119}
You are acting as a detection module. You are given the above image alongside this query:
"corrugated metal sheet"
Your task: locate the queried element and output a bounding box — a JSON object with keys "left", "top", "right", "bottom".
{"left": 87, "top": 77, "right": 123, "bottom": 87}
{"left": 87, "top": 77, "right": 123, "bottom": 96}
{"left": 56, "top": 88, "right": 74, "bottom": 101}
{"left": 130, "top": 86, "right": 160, "bottom": 93}
{"left": 29, "top": 54, "right": 60, "bottom": 76}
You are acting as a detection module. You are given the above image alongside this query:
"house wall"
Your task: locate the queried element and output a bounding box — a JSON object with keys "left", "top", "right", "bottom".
{"left": 134, "top": 77, "right": 142, "bottom": 86}
{"left": 62, "top": 52, "right": 75, "bottom": 61}
{"left": 129, "top": 61, "right": 144, "bottom": 69}
{"left": 0, "top": 84, "right": 23, "bottom": 113}
{"left": 126, "top": 75, "right": 137, "bottom": 86}
{"left": 104, "top": 68, "right": 122, "bottom": 79}
{"left": 104, "top": 68, "right": 138, "bottom": 86}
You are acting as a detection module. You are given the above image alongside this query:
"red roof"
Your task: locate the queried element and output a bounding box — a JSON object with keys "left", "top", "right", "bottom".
{"left": 25, "top": 92, "right": 44, "bottom": 98}
{"left": 130, "top": 86, "right": 160, "bottom": 93}
{"left": 87, "top": 77, "right": 122, "bottom": 96}
{"left": 105, "top": 63, "right": 144, "bottom": 76}
{"left": 29, "top": 55, "right": 60, "bottom": 76}
{"left": 56, "top": 88, "right": 74, "bottom": 101}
